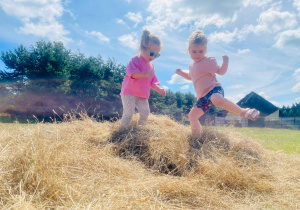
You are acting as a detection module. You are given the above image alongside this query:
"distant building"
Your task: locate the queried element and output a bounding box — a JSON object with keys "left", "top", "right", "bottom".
{"left": 237, "top": 91, "right": 279, "bottom": 117}
{"left": 236, "top": 91, "right": 279, "bottom": 127}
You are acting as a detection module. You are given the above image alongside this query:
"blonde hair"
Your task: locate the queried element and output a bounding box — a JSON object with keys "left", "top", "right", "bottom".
{"left": 139, "top": 28, "right": 162, "bottom": 51}
{"left": 188, "top": 30, "right": 208, "bottom": 48}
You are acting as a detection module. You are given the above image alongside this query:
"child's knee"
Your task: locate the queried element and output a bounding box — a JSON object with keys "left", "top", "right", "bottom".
{"left": 122, "top": 109, "right": 135, "bottom": 118}
{"left": 188, "top": 107, "right": 204, "bottom": 122}
{"left": 188, "top": 112, "right": 198, "bottom": 122}
{"left": 140, "top": 108, "right": 150, "bottom": 117}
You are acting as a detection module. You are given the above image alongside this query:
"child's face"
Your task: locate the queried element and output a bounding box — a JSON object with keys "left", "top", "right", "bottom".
{"left": 188, "top": 44, "right": 206, "bottom": 63}
{"left": 141, "top": 44, "right": 161, "bottom": 63}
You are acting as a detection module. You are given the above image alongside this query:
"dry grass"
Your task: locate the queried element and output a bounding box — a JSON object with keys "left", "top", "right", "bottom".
{"left": 0, "top": 113, "right": 299, "bottom": 209}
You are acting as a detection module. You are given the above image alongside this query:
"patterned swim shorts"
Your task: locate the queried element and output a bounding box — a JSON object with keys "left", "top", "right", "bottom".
{"left": 194, "top": 86, "right": 224, "bottom": 113}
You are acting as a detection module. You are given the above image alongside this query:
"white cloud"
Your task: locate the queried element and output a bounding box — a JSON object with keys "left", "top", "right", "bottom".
{"left": 167, "top": 70, "right": 192, "bottom": 85}
{"left": 237, "top": 49, "right": 251, "bottom": 54}
{"left": 161, "top": 85, "right": 169, "bottom": 90}
{"left": 86, "top": 31, "right": 110, "bottom": 43}
{"left": 118, "top": 33, "right": 139, "bottom": 50}
{"left": 246, "top": 9, "right": 297, "bottom": 34}
{"left": 209, "top": 8, "right": 298, "bottom": 44}
{"left": 294, "top": 68, "right": 300, "bottom": 80}
{"left": 229, "top": 85, "right": 244, "bottom": 89}
{"left": 20, "top": 21, "right": 71, "bottom": 43}
{"left": 126, "top": 12, "right": 142, "bottom": 28}
{"left": 146, "top": 0, "right": 280, "bottom": 36}
{"left": 292, "top": 68, "right": 300, "bottom": 92}
{"left": 117, "top": 19, "right": 126, "bottom": 25}
{"left": 292, "top": 82, "right": 300, "bottom": 92}
{"left": 77, "top": 40, "right": 84, "bottom": 47}
{"left": 145, "top": 0, "right": 244, "bottom": 35}
{"left": 208, "top": 28, "right": 238, "bottom": 43}
{"left": 269, "top": 100, "right": 282, "bottom": 108}
{"left": 294, "top": 0, "right": 300, "bottom": 15}
{"left": 181, "top": 84, "right": 190, "bottom": 90}
{"left": 0, "top": 0, "right": 63, "bottom": 21}
{"left": 274, "top": 29, "right": 300, "bottom": 48}
{"left": 243, "top": 0, "right": 273, "bottom": 7}
{"left": 227, "top": 93, "right": 246, "bottom": 103}
{"left": 194, "top": 14, "right": 233, "bottom": 28}
{"left": 0, "top": 0, "right": 71, "bottom": 43}
{"left": 258, "top": 91, "right": 270, "bottom": 99}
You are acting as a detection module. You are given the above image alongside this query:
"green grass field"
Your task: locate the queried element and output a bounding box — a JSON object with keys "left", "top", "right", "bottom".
{"left": 231, "top": 127, "right": 300, "bottom": 154}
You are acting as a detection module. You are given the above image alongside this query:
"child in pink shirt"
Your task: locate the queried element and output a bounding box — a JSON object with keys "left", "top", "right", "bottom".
{"left": 120, "top": 29, "right": 166, "bottom": 126}
{"left": 176, "top": 30, "right": 260, "bottom": 136}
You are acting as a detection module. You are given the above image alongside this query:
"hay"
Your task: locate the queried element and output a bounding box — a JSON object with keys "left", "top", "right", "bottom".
{"left": 0, "top": 113, "right": 299, "bottom": 209}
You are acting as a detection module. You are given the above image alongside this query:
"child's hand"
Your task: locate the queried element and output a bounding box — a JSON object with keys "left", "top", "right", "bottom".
{"left": 160, "top": 88, "right": 166, "bottom": 97}
{"left": 145, "top": 70, "right": 154, "bottom": 77}
{"left": 218, "top": 55, "right": 229, "bottom": 75}
{"left": 175, "top": 68, "right": 182, "bottom": 75}
{"left": 222, "top": 55, "right": 229, "bottom": 63}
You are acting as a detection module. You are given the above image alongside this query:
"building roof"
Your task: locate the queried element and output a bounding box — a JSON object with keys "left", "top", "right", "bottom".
{"left": 237, "top": 91, "right": 279, "bottom": 116}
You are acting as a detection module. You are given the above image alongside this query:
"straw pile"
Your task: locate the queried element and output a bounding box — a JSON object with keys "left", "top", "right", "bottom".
{"left": 0, "top": 113, "right": 299, "bottom": 209}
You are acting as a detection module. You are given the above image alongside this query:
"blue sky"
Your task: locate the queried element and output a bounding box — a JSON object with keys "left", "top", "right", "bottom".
{"left": 1, "top": 0, "right": 300, "bottom": 108}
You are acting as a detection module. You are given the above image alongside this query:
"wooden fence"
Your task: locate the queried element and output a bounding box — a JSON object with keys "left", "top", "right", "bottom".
{"left": 215, "top": 117, "right": 300, "bottom": 130}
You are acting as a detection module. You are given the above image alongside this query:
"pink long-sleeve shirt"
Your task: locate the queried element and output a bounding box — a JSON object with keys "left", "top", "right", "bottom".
{"left": 189, "top": 57, "right": 222, "bottom": 99}
{"left": 120, "top": 55, "right": 160, "bottom": 99}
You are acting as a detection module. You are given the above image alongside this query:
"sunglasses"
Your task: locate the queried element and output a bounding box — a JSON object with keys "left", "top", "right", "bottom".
{"left": 149, "top": 50, "right": 160, "bottom": 58}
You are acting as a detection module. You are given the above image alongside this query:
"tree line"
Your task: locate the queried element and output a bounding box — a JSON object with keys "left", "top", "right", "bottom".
{"left": 0, "top": 40, "right": 196, "bottom": 121}
{"left": 280, "top": 103, "right": 300, "bottom": 117}
{"left": 1, "top": 40, "right": 299, "bottom": 122}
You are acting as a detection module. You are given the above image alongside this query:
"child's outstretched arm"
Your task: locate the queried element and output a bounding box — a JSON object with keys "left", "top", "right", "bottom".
{"left": 152, "top": 84, "right": 166, "bottom": 96}
{"left": 218, "top": 55, "right": 229, "bottom": 75}
{"left": 175, "top": 68, "right": 192, "bottom": 80}
{"left": 131, "top": 70, "right": 154, "bottom": 78}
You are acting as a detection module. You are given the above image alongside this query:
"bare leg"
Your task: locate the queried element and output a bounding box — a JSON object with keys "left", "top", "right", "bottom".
{"left": 210, "top": 93, "right": 246, "bottom": 115}
{"left": 188, "top": 107, "right": 205, "bottom": 136}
